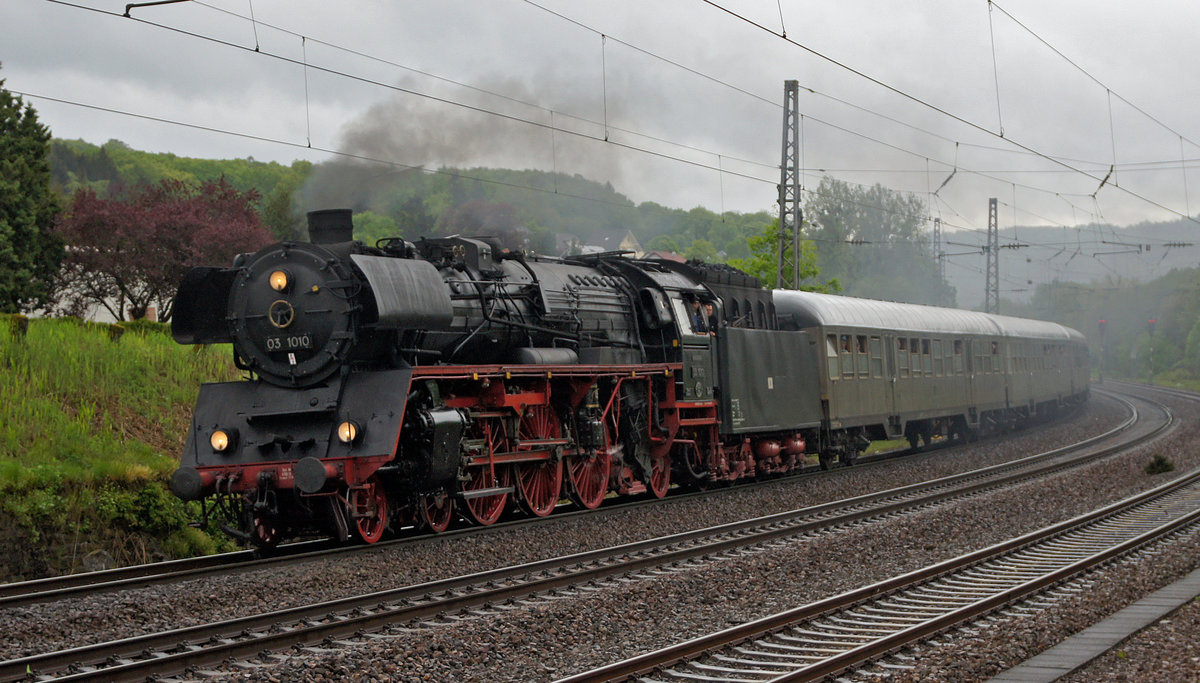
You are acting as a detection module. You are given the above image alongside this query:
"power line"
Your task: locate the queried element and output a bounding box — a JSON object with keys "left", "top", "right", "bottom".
{"left": 36, "top": 0, "right": 1197, "bottom": 237}
{"left": 199, "top": 0, "right": 1154, "bottom": 226}
{"left": 989, "top": 1, "right": 1200, "bottom": 151}
{"left": 45, "top": 0, "right": 779, "bottom": 186}
{"left": 698, "top": 0, "right": 1200, "bottom": 228}
{"left": 14, "top": 89, "right": 657, "bottom": 214}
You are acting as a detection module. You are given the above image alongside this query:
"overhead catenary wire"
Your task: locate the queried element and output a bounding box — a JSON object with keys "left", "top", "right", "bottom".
{"left": 11, "top": 89, "right": 658, "bottom": 214}
{"left": 197, "top": 0, "right": 1164, "bottom": 223}
{"left": 32, "top": 0, "right": 1200, "bottom": 240}
{"left": 697, "top": 0, "right": 1200, "bottom": 228}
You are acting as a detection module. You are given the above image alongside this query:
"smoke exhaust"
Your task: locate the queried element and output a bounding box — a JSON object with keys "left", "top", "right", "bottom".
{"left": 307, "top": 209, "right": 354, "bottom": 244}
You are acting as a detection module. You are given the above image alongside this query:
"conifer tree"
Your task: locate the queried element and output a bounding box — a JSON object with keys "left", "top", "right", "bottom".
{"left": 0, "top": 67, "right": 63, "bottom": 312}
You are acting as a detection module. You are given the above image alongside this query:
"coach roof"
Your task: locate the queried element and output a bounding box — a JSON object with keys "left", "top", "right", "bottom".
{"left": 773, "top": 290, "right": 1081, "bottom": 341}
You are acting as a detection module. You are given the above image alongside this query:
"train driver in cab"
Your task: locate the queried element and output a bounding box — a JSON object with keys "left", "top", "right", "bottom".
{"left": 690, "top": 297, "right": 708, "bottom": 334}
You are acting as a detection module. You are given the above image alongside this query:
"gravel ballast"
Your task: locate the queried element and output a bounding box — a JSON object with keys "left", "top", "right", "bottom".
{"left": 2, "top": 390, "right": 1193, "bottom": 683}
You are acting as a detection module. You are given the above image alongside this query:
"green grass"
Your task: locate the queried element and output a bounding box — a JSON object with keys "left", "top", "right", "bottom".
{"left": 864, "top": 438, "right": 909, "bottom": 455}
{"left": 0, "top": 315, "right": 241, "bottom": 578}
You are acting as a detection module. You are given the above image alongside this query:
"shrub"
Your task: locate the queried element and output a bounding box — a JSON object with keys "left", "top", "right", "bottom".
{"left": 163, "top": 525, "right": 221, "bottom": 558}
{"left": 1145, "top": 454, "right": 1175, "bottom": 475}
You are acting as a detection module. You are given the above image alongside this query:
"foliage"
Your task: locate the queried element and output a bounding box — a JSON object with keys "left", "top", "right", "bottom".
{"left": 0, "top": 69, "right": 64, "bottom": 313}
{"left": 1144, "top": 453, "right": 1174, "bottom": 475}
{"left": 728, "top": 219, "right": 840, "bottom": 292}
{"left": 0, "top": 315, "right": 238, "bottom": 486}
{"left": 49, "top": 138, "right": 311, "bottom": 200}
{"left": 50, "top": 139, "right": 313, "bottom": 241}
{"left": 805, "top": 177, "right": 954, "bottom": 305}
{"left": 1005, "top": 267, "right": 1200, "bottom": 381}
{"left": 0, "top": 315, "right": 241, "bottom": 577}
{"left": 259, "top": 162, "right": 311, "bottom": 241}
{"left": 352, "top": 210, "right": 402, "bottom": 246}
{"left": 52, "top": 177, "right": 272, "bottom": 321}
{"left": 45, "top": 139, "right": 982, "bottom": 310}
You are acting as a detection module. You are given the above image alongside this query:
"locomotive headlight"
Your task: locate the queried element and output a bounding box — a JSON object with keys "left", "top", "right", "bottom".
{"left": 269, "top": 269, "right": 291, "bottom": 292}
{"left": 210, "top": 428, "right": 238, "bottom": 453}
{"left": 337, "top": 420, "right": 360, "bottom": 444}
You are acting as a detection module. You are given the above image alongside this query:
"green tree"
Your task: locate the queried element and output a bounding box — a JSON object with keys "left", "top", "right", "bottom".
{"left": 0, "top": 68, "right": 63, "bottom": 312}
{"left": 805, "top": 177, "right": 953, "bottom": 305}
{"left": 728, "top": 219, "right": 839, "bottom": 292}
{"left": 645, "top": 234, "right": 681, "bottom": 253}
{"left": 1185, "top": 315, "right": 1200, "bottom": 375}
{"left": 352, "top": 210, "right": 400, "bottom": 245}
{"left": 259, "top": 160, "right": 311, "bottom": 241}
{"left": 683, "top": 238, "right": 718, "bottom": 262}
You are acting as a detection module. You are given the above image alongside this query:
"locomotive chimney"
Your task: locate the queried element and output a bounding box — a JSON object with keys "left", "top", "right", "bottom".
{"left": 307, "top": 209, "right": 355, "bottom": 244}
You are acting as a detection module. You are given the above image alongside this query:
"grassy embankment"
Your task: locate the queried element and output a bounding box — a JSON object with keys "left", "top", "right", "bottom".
{"left": 0, "top": 315, "right": 239, "bottom": 580}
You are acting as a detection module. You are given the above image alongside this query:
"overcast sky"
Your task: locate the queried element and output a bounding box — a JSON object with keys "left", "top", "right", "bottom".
{"left": 4, "top": 0, "right": 1200, "bottom": 243}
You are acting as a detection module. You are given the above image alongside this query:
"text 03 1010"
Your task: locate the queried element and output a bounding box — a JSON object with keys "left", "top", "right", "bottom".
{"left": 266, "top": 335, "right": 313, "bottom": 351}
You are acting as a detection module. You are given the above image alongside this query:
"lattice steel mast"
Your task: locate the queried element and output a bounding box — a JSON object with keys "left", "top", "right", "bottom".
{"left": 777, "top": 80, "right": 802, "bottom": 290}
{"left": 985, "top": 197, "right": 1000, "bottom": 313}
{"left": 933, "top": 217, "right": 944, "bottom": 280}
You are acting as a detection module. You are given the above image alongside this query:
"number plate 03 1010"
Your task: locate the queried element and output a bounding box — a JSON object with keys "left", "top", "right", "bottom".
{"left": 265, "top": 334, "right": 313, "bottom": 351}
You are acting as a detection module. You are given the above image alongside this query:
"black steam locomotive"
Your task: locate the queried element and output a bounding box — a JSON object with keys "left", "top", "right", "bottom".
{"left": 170, "top": 210, "right": 1088, "bottom": 546}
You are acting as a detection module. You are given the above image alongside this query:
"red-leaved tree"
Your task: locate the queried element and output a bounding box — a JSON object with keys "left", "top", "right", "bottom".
{"left": 53, "top": 178, "right": 272, "bottom": 322}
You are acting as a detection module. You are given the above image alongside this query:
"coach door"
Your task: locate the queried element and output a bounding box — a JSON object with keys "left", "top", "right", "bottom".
{"left": 966, "top": 339, "right": 977, "bottom": 419}
{"left": 884, "top": 333, "right": 899, "bottom": 433}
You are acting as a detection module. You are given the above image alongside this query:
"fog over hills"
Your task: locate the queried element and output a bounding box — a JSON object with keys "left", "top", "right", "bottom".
{"left": 942, "top": 216, "right": 1200, "bottom": 310}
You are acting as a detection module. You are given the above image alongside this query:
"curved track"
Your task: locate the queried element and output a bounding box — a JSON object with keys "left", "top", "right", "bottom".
{"left": 559, "top": 458, "right": 1200, "bottom": 683}
{"left": 0, "top": 390, "right": 1165, "bottom": 682}
{"left": 558, "top": 383, "right": 1198, "bottom": 682}
{"left": 0, "top": 397, "right": 1098, "bottom": 609}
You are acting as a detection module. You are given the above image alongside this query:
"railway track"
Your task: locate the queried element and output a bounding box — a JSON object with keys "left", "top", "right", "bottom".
{"left": 0, "top": 396, "right": 1093, "bottom": 610}
{"left": 0, "top": 391, "right": 1165, "bottom": 682}
{"left": 558, "top": 453, "right": 1200, "bottom": 683}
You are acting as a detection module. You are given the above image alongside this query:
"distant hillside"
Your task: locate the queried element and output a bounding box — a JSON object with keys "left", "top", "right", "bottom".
{"left": 49, "top": 138, "right": 312, "bottom": 240}
{"left": 49, "top": 138, "right": 309, "bottom": 198}
{"left": 47, "top": 138, "right": 775, "bottom": 263}
{"left": 46, "top": 139, "right": 957, "bottom": 306}
{"left": 945, "top": 217, "right": 1200, "bottom": 309}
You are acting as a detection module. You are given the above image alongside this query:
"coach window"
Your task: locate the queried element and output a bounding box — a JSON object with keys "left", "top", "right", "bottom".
{"left": 897, "top": 338, "right": 909, "bottom": 377}
{"left": 855, "top": 335, "right": 869, "bottom": 377}
{"left": 932, "top": 339, "right": 943, "bottom": 376}
{"left": 826, "top": 334, "right": 839, "bottom": 380}
{"left": 954, "top": 340, "right": 964, "bottom": 374}
{"left": 910, "top": 338, "right": 921, "bottom": 376}
{"left": 992, "top": 342, "right": 1001, "bottom": 372}
{"left": 870, "top": 336, "right": 883, "bottom": 378}
{"left": 840, "top": 335, "right": 854, "bottom": 378}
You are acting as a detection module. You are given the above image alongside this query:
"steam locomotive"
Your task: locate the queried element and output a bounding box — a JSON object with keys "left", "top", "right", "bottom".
{"left": 170, "top": 209, "right": 1089, "bottom": 546}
